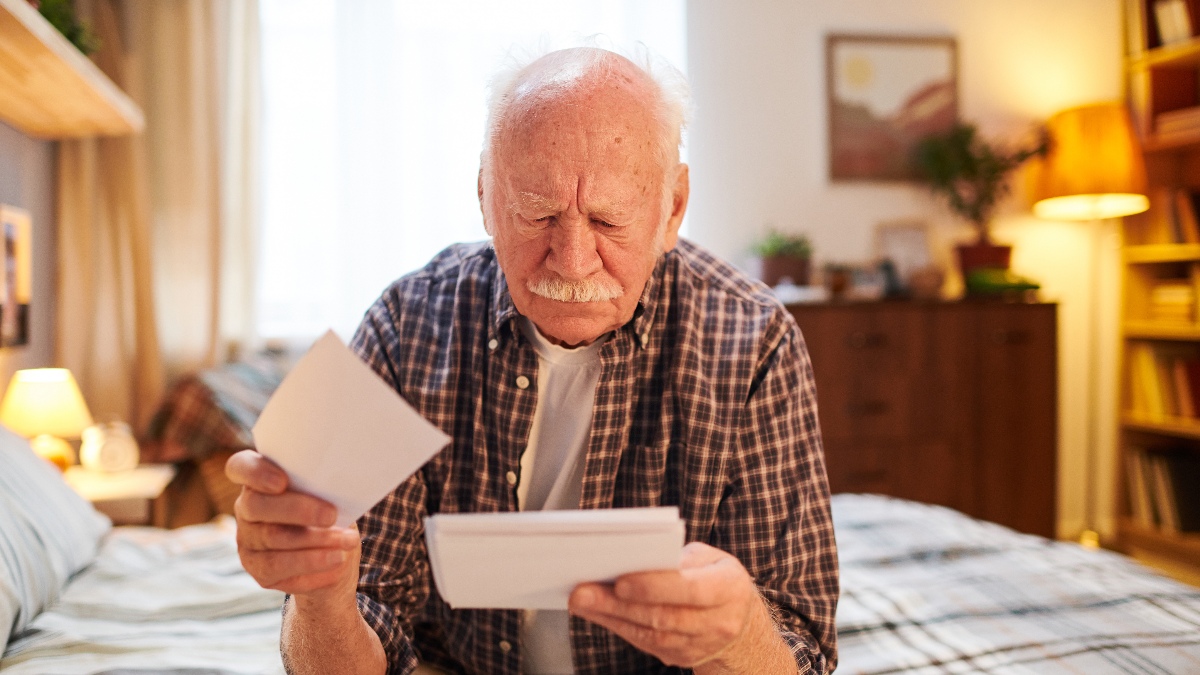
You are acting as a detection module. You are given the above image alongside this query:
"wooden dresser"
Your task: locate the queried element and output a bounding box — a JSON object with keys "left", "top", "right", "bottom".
{"left": 788, "top": 301, "right": 1058, "bottom": 538}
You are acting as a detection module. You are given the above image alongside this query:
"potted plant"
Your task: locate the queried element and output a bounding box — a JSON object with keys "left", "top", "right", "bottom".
{"left": 914, "top": 123, "right": 1047, "bottom": 278}
{"left": 753, "top": 230, "right": 813, "bottom": 287}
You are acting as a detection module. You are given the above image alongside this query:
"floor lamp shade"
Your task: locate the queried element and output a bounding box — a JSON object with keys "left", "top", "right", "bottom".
{"left": 1028, "top": 102, "right": 1149, "bottom": 221}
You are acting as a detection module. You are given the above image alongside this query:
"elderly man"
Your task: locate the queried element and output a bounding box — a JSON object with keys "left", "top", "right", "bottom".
{"left": 227, "top": 46, "right": 838, "bottom": 674}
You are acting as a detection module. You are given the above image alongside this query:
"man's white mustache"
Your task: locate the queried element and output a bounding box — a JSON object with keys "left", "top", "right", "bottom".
{"left": 527, "top": 275, "right": 623, "bottom": 303}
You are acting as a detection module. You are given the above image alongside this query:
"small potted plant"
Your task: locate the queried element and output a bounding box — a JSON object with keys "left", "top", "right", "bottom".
{"left": 753, "top": 230, "right": 813, "bottom": 287}
{"left": 914, "top": 123, "right": 1047, "bottom": 278}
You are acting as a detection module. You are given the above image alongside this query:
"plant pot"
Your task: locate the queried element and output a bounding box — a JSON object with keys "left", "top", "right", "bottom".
{"left": 761, "top": 255, "right": 811, "bottom": 287}
{"left": 956, "top": 243, "right": 1011, "bottom": 275}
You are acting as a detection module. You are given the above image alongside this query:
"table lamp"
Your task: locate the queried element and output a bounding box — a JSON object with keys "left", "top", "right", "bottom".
{"left": 1027, "top": 102, "right": 1149, "bottom": 549}
{"left": 0, "top": 368, "right": 94, "bottom": 471}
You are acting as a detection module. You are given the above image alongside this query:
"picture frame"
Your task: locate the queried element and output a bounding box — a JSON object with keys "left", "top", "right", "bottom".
{"left": 0, "top": 205, "right": 32, "bottom": 348}
{"left": 874, "top": 219, "right": 942, "bottom": 298}
{"left": 827, "top": 34, "right": 958, "bottom": 182}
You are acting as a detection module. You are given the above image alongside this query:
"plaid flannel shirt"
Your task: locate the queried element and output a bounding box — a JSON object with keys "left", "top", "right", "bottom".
{"left": 349, "top": 239, "right": 838, "bottom": 675}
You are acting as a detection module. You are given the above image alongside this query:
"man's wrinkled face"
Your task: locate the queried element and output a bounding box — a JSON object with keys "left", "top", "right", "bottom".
{"left": 481, "top": 71, "right": 688, "bottom": 348}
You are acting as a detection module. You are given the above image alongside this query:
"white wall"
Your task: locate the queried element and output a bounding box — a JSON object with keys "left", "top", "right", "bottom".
{"left": 0, "top": 121, "right": 57, "bottom": 387}
{"left": 686, "top": 0, "right": 1124, "bottom": 539}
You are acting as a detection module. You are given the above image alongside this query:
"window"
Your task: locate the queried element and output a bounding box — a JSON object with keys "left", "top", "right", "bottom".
{"left": 257, "top": 0, "right": 687, "bottom": 340}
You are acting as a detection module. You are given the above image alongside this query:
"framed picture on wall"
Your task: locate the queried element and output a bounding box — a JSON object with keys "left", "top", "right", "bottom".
{"left": 0, "top": 205, "right": 32, "bottom": 348}
{"left": 827, "top": 34, "right": 958, "bottom": 182}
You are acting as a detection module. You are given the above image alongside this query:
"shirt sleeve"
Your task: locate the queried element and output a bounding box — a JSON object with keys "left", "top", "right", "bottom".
{"left": 715, "top": 310, "right": 839, "bottom": 674}
{"left": 348, "top": 301, "right": 432, "bottom": 675}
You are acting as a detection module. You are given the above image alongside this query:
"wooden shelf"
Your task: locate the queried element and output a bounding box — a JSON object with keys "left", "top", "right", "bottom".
{"left": 1122, "top": 413, "right": 1200, "bottom": 440}
{"left": 1124, "top": 320, "right": 1200, "bottom": 339}
{"left": 1129, "top": 36, "right": 1200, "bottom": 69}
{"left": 1119, "top": 0, "right": 1200, "bottom": 584}
{"left": 1118, "top": 518, "right": 1200, "bottom": 560}
{"left": 0, "top": 0, "right": 143, "bottom": 138}
{"left": 1124, "top": 243, "right": 1200, "bottom": 262}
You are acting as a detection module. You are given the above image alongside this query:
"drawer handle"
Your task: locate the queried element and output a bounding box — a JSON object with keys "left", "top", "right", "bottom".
{"left": 848, "top": 400, "right": 889, "bottom": 417}
{"left": 991, "top": 329, "right": 1030, "bottom": 345}
{"left": 847, "top": 331, "right": 888, "bottom": 349}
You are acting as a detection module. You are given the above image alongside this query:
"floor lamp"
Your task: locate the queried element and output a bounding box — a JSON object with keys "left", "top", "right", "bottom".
{"left": 1027, "top": 102, "right": 1149, "bottom": 547}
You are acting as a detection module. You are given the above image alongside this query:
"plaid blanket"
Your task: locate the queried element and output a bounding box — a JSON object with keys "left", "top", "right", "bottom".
{"left": 832, "top": 494, "right": 1200, "bottom": 674}
{"left": 144, "top": 356, "right": 287, "bottom": 464}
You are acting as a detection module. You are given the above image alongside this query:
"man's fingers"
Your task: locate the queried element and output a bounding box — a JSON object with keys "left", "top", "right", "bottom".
{"left": 612, "top": 557, "right": 745, "bottom": 607}
{"left": 679, "top": 540, "right": 727, "bottom": 568}
{"left": 225, "top": 449, "right": 288, "bottom": 494}
{"left": 240, "top": 547, "right": 349, "bottom": 589}
{"left": 237, "top": 522, "right": 358, "bottom": 552}
{"left": 235, "top": 486, "right": 338, "bottom": 527}
{"left": 571, "top": 584, "right": 707, "bottom": 635}
{"left": 569, "top": 585, "right": 717, "bottom": 668}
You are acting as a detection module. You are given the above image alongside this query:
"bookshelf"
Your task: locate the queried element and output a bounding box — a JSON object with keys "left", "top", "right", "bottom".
{"left": 1119, "top": 0, "right": 1200, "bottom": 584}
{"left": 0, "top": 0, "right": 143, "bottom": 138}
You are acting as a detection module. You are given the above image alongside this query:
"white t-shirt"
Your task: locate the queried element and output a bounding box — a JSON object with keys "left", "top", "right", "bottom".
{"left": 516, "top": 318, "right": 606, "bottom": 675}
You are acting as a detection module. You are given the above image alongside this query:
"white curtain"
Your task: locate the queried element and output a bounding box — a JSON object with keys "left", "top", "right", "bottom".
{"left": 57, "top": 0, "right": 261, "bottom": 430}
{"left": 257, "top": 0, "right": 687, "bottom": 340}
{"left": 137, "top": 0, "right": 261, "bottom": 376}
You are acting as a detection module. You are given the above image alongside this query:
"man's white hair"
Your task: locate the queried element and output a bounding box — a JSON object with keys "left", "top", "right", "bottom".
{"left": 481, "top": 38, "right": 692, "bottom": 174}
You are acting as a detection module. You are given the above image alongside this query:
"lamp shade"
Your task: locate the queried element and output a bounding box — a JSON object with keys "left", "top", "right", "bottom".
{"left": 1028, "top": 102, "right": 1149, "bottom": 221}
{"left": 0, "top": 368, "right": 94, "bottom": 439}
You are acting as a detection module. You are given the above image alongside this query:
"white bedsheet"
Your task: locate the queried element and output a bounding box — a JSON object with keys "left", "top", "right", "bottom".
{"left": 1, "top": 516, "right": 285, "bottom": 675}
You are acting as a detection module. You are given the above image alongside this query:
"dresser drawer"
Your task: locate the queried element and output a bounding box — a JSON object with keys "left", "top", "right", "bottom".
{"left": 791, "top": 304, "right": 923, "bottom": 441}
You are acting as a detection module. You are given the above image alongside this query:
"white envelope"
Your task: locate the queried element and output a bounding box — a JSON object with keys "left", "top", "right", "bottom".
{"left": 251, "top": 330, "right": 451, "bottom": 527}
{"left": 425, "top": 507, "right": 685, "bottom": 609}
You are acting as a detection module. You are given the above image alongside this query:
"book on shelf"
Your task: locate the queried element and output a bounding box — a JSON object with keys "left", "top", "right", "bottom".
{"left": 1127, "top": 344, "right": 1200, "bottom": 419}
{"left": 1131, "top": 343, "right": 1166, "bottom": 417}
{"left": 1157, "top": 355, "right": 1180, "bottom": 416}
{"left": 1156, "top": 106, "right": 1200, "bottom": 136}
{"left": 1149, "top": 453, "right": 1180, "bottom": 531}
{"left": 1149, "top": 279, "right": 1195, "bottom": 322}
{"left": 1176, "top": 189, "right": 1200, "bottom": 243}
{"left": 1147, "top": 187, "right": 1200, "bottom": 244}
{"left": 1126, "top": 448, "right": 1158, "bottom": 527}
{"left": 1174, "top": 358, "right": 1197, "bottom": 417}
{"left": 1141, "top": 450, "right": 1200, "bottom": 533}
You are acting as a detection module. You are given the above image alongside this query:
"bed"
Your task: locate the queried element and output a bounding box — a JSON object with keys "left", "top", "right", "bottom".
{"left": 4, "top": 426, "right": 1200, "bottom": 674}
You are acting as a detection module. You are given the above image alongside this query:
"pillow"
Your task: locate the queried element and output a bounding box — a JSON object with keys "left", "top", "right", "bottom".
{"left": 0, "top": 425, "right": 110, "bottom": 652}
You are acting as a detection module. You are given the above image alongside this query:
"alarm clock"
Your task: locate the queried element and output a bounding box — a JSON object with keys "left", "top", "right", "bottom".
{"left": 80, "top": 421, "right": 140, "bottom": 472}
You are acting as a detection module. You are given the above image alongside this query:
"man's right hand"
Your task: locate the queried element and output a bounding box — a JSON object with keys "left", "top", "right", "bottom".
{"left": 225, "top": 449, "right": 361, "bottom": 605}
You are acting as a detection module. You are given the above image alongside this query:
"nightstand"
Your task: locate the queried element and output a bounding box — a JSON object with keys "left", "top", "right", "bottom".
{"left": 64, "top": 464, "right": 177, "bottom": 526}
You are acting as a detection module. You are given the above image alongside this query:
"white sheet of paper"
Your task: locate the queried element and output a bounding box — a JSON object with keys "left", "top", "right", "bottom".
{"left": 251, "top": 330, "right": 451, "bottom": 527}
{"left": 425, "top": 507, "right": 685, "bottom": 609}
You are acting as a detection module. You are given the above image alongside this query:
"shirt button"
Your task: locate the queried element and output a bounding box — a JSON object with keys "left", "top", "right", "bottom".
{"left": 515, "top": 375, "right": 530, "bottom": 389}
{"left": 488, "top": 338, "right": 499, "bottom": 351}
{"left": 499, "top": 639, "right": 512, "bottom": 653}
{"left": 506, "top": 470, "right": 517, "bottom": 486}
{"left": 640, "top": 333, "right": 650, "bottom": 347}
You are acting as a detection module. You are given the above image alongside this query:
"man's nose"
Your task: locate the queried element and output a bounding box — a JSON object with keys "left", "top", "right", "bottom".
{"left": 548, "top": 219, "right": 603, "bottom": 280}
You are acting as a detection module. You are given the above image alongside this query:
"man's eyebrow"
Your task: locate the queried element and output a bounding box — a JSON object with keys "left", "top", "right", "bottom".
{"left": 510, "top": 192, "right": 561, "bottom": 214}
{"left": 509, "top": 191, "right": 632, "bottom": 220}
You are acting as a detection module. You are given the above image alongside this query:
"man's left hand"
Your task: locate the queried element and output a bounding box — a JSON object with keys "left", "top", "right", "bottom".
{"left": 568, "top": 542, "right": 793, "bottom": 673}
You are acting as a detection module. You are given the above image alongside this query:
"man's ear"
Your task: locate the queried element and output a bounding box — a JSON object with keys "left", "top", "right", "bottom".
{"left": 660, "top": 164, "right": 689, "bottom": 252}
{"left": 478, "top": 165, "right": 494, "bottom": 236}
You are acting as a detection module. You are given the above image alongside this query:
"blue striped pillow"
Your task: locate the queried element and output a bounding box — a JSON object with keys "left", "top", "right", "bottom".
{"left": 0, "top": 425, "right": 110, "bottom": 652}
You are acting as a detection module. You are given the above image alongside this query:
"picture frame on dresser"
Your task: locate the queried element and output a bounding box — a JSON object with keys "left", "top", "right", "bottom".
{"left": 873, "top": 219, "right": 940, "bottom": 296}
